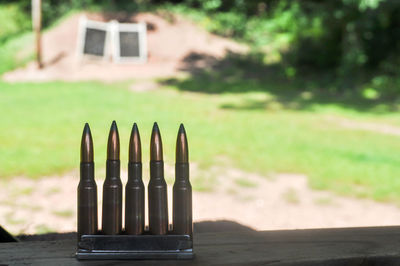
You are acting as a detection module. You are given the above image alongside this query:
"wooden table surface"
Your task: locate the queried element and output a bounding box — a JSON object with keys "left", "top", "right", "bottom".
{"left": 1, "top": 225, "right": 400, "bottom": 265}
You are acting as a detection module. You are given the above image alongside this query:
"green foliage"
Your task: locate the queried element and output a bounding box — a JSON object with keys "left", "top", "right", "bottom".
{"left": 1, "top": 0, "right": 96, "bottom": 28}
{"left": 0, "top": 3, "right": 33, "bottom": 75}
{"left": 169, "top": 0, "right": 400, "bottom": 96}
{"left": 209, "top": 12, "right": 246, "bottom": 37}
{"left": 0, "top": 4, "right": 31, "bottom": 43}
{"left": 0, "top": 32, "right": 33, "bottom": 75}
{"left": 1, "top": 0, "right": 153, "bottom": 29}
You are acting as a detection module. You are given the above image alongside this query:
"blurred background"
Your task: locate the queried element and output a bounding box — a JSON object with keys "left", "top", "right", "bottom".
{"left": 0, "top": 0, "right": 400, "bottom": 235}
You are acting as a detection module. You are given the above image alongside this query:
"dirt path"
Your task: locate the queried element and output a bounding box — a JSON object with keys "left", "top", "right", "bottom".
{"left": 326, "top": 115, "right": 400, "bottom": 136}
{"left": 1, "top": 163, "right": 400, "bottom": 235}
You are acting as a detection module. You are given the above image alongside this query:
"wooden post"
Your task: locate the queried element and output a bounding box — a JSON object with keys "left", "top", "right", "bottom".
{"left": 32, "top": 0, "right": 43, "bottom": 69}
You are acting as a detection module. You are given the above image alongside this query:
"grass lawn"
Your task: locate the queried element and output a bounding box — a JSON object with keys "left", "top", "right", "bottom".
{"left": 1, "top": 80, "right": 400, "bottom": 203}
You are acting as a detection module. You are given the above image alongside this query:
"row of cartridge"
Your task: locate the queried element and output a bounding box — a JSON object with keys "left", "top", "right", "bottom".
{"left": 77, "top": 121, "right": 192, "bottom": 239}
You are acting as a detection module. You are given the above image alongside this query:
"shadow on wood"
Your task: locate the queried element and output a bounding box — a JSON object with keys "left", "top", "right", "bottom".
{"left": 17, "top": 220, "right": 254, "bottom": 241}
{"left": 5, "top": 221, "right": 400, "bottom": 265}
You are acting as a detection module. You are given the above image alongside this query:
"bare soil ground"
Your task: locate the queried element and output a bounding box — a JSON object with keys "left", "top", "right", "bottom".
{"left": 1, "top": 163, "right": 400, "bottom": 235}
{"left": 3, "top": 12, "right": 246, "bottom": 82}
{"left": 326, "top": 116, "right": 400, "bottom": 136}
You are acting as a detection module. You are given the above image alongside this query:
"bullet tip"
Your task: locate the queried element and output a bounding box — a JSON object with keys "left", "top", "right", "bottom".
{"left": 81, "top": 123, "right": 93, "bottom": 163}
{"left": 153, "top": 122, "right": 159, "bottom": 131}
{"left": 129, "top": 123, "right": 141, "bottom": 163}
{"left": 107, "top": 121, "right": 120, "bottom": 160}
{"left": 150, "top": 122, "right": 163, "bottom": 161}
{"left": 132, "top": 123, "right": 139, "bottom": 134}
{"left": 178, "top": 123, "right": 185, "bottom": 134}
{"left": 176, "top": 124, "right": 188, "bottom": 163}
{"left": 83, "top": 123, "right": 91, "bottom": 133}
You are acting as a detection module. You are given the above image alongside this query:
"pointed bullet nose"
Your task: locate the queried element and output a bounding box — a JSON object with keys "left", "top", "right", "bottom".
{"left": 150, "top": 122, "right": 163, "bottom": 161}
{"left": 178, "top": 123, "right": 185, "bottom": 134}
{"left": 153, "top": 122, "right": 159, "bottom": 132}
{"left": 111, "top": 120, "right": 117, "bottom": 128}
{"left": 129, "top": 123, "right": 142, "bottom": 163}
{"left": 81, "top": 123, "right": 94, "bottom": 163}
{"left": 176, "top": 123, "right": 188, "bottom": 163}
{"left": 107, "top": 121, "right": 120, "bottom": 160}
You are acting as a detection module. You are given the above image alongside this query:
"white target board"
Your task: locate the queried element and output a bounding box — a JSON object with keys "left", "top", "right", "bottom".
{"left": 77, "top": 16, "right": 112, "bottom": 60}
{"left": 111, "top": 21, "right": 147, "bottom": 63}
{"left": 77, "top": 17, "right": 147, "bottom": 63}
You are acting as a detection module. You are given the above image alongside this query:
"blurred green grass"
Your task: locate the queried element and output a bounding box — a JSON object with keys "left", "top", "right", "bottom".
{"left": 0, "top": 80, "right": 400, "bottom": 202}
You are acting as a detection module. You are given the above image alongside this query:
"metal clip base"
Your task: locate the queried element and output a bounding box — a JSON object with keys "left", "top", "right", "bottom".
{"left": 76, "top": 234, "right": 194, "bottom": 260}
